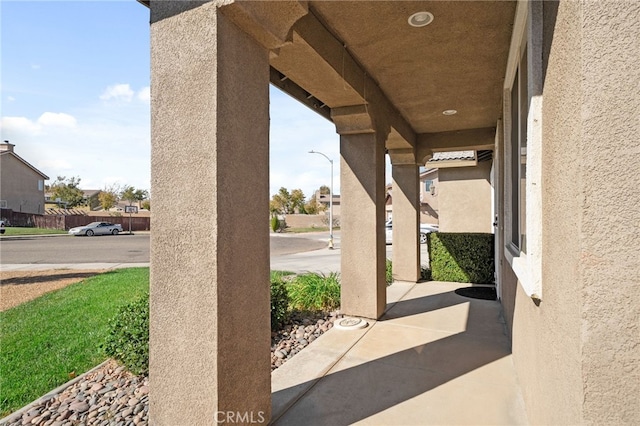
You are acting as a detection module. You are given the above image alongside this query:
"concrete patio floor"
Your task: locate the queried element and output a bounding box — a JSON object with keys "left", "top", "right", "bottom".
{"left": 271, "top": 281, "right": 528, "bottom": 425}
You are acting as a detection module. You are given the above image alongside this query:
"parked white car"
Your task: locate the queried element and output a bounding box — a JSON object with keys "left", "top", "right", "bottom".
{"left": 385, "top": 220, "right": 438, "bottom": 244}
{"left": 68, "top": 222, "right": 123, "bottom": 236}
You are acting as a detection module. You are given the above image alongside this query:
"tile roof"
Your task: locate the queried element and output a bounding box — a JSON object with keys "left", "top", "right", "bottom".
{"left": 428, "top": 150, "right": 476, "bottom": 162}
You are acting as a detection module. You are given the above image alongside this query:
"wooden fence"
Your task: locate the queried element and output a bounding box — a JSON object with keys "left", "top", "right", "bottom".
{"left": 0, "top": 209, "right": 151, "bottom": 231}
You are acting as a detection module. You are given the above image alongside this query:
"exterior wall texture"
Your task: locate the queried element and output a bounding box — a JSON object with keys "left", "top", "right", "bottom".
{"left": 0, "top": 154, "right": 46, "bottom": 214}
{"left": 437, "top": 161, "right": 492, "bottom": 233}
{"left": 504, "top": 1, "right": 640, "bottom": 424}
{"left": 149, "top": 3, "right": 271, "bottom": 423}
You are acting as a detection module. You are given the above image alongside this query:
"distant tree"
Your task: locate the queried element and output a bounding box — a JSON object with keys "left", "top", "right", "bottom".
{"left": 270, "top": 187, "right": 293, "bottom": 214}
{"left": 290, "top": 188, "right": 306, "bottom": 214}
{"left": 319, "top": 185, "right": 330, "bottom": 195}
{"left": 141, "top": 200, "right": 151, "bottom": 211}
{"left": 49, "top": 176, "right": 84, "bottom": 208}
{"left": 98, "top": 183, "right": 122, "bottom": 211}
{"left": 98, "top": 191, "right": 118, "bottom": 211}
{"left": 121, "top": 186, "right": 149, "bottom": 206}
{"left": 304, "top": 196, "right": 321, "bottom": 214}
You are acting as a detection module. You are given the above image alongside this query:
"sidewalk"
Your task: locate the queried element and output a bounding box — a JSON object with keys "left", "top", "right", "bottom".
{"left": 0, "top": 263, "right": 149, "bottom": 272}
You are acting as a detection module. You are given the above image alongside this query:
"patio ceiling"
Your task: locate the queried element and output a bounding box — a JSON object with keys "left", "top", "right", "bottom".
{"left": 141, "top": 0, "right": 516, "bottom": 151}
{"left": 270, "top": 1, "right": 516, "bottom": 140}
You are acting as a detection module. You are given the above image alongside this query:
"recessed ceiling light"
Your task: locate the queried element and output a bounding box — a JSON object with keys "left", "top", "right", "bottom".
{"left": 408, "top": 11, "right": 434, "bottom": 28}
{"left": 442, "top": 109, "right": 457, "bottom": 115}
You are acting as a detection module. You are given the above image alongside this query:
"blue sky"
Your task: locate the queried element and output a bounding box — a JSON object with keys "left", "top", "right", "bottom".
{"left": 1, "top": 0, "right": 391, "bottom": 199}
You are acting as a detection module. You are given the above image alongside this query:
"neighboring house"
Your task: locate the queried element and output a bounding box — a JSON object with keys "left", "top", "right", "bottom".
{"left": 386, "top": 168, "right": 440, "bottom": 225}
{"left": 141, "top": 1, "right": 639, "bottom": 425}
{"left": 0, "top": 141, "right": 48, "bottom": 214}
{"left": 313, "top": 191, "right": 340, "bottom": 217}
{"left": 426, "top": 150, "right": 494, "bottom": 233}
{"left": 82, "top": 189, "right": 101, "bottom": 210}
{"left": 418, "top": 168, "right": 439, "bottom": 225}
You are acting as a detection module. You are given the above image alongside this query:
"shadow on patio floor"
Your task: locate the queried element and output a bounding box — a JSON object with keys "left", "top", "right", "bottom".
{"left": 271, "top": 281, "right": 527, "bottom": 425}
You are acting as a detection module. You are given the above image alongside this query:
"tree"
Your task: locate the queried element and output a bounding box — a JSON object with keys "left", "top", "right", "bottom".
{"left": 290, "top": 189, "right": 306, "bottom": 214}
{"left": 304, "top": 196, "right": 322, "bottom": 214}
{"left": 98, "top": 183, "right": 122, "bottom": 211}
{"left": 141, "top": 200, "right": 151, "bottom": 211}
{"left": 121, "top": 186, "right": 149, "bottom": 206}
{"left": 270, "top": 187, "right": 293, "bottom": 214}
{"left": 98, "top": 191, "right": 118, "bottom": 211}
{"left": 319, "top": 185, "right": 330, "bottom": 195}
{"left": 49, "top": 176, "right": 85, "bottom": 208}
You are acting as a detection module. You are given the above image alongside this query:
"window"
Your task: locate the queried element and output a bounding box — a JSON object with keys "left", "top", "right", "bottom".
{"left": 424, "top": 180, "right": 433, "bottom": 193}
{"left": 510, "top": 46, "right": 528, "bottom": 253}
{"left": 38, "top": 180, "right": 44, "bottom": 191}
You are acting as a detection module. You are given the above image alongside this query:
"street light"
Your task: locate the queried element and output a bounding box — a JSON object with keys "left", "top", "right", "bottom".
{"left": 309, "top": 150, "right": 334, "bottom": 249}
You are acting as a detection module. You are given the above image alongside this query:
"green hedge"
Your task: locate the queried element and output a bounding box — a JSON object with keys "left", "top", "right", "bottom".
{"left": 103, "top": 293, "right": 149, "bottom": 376}
{"left": 270, "top": 272, "right": 290, "bottom": 331}
{"left": 428, "top": 232, "right": 494, "bottom": 284}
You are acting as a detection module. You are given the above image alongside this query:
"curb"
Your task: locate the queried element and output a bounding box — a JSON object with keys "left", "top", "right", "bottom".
{"left": 0, "top": 233, "right": 71, "bottom": 240}
{"left": 0, "top": 232, "right": 147, "bottom": 241}
{"left": 0, "top": 360, "right": 112, "bottom": 425}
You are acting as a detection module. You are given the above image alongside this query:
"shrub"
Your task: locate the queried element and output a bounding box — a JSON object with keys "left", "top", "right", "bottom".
{"left": 288, "top": 272, "right": 340, "bottom": 311}
{"left": 386, "top": 259, "right": 393, "bottom": 285}
{"left": 270, "top": 216, "right": 280, "bottom": 232}
{"left": 103, "top": 293, "right": 149, "bottom": 376}
{"left": 420, "top": 265, "right": 432, "bottom": 281}
{"left": 270, "top": 273, "right": 290, "bottom": 331}
{"left": 428, "top": 232, "right": 494, "bottom": 284}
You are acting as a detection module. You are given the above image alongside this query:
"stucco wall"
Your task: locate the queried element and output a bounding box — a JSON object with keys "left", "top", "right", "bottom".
{"left": 504, "top": 1, "right": 640, "bottom": 424}
{"left": 579, "top": 1, "right": 639, "bottom": 422}
{"left": 0, "top": 154, "right": 46, "bottom": 214}
{"left": 437, "top": 161, "right": 492, "bottom": 233}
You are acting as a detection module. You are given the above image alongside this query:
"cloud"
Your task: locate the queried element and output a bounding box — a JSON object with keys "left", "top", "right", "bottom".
{"left": 37, "top": 112, "right": 77, "bottom": 128}
{"left": 31, "top": 64, "right": 41, "bottom": 70}
{"left": 38, "top": 158, "right": 73, "bottom": 171}
{"left": 7, "top": 96, "right": 15, "bottom": 102}
{"left": 100, "top": 83, "right": 134, "bottom": 102}
{"left": 137, "top": 86, "right": 150, "bottom": 102}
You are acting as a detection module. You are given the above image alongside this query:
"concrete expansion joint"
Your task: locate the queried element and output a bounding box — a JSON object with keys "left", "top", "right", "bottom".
{"left": 269, "top": 319, "right": 376, "bottom": 424}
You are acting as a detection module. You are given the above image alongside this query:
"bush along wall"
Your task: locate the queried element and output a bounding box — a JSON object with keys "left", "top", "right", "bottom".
{"left": 428, "top": 232, "right": 495, "bottom": 284}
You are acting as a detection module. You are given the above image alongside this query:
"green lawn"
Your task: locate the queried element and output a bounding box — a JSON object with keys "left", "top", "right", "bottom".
{"left": 2, "top": 227, "right": 68, "bottom": 236}
{"left": 0, "top": 268, "right": 149, "bottom": 416}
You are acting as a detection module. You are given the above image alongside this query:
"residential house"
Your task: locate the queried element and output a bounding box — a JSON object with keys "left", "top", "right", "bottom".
{"left": 426, "top": 150, "right": 494, "bottom": 232}
{"left": 386, "top": 167, "right": 440, "bottom": 225}
{"left": 313, "top": 190, "right": 340, "bottom": 216}
{"left": 418, "top": 168, "right": 438, "bottom": 225}
{"left": 0, "top": 141, "right": 49, "bottom": 214}
{"left": 140, "top": 1, "right": 639, "bottom": 424}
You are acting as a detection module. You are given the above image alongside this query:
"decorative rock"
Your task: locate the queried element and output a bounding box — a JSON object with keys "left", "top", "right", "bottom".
{"left": 4, "top": 310, "right": 337, "bottom": 426}
{"left": 69, "top": 401, "right": 89, "bottom": 413}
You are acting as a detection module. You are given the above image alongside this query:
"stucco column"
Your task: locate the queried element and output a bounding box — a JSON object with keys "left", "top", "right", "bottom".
{"left": 389, "top": 149, "right": 420, "bottom": 282}
{"left": 150, "top": 2, "right": 270, "bottom": 424}
{"left": 333, "top": 106, "right": 386, "bottom": 319}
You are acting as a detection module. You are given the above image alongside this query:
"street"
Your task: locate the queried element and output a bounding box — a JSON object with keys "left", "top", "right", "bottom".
{"left": 0, "top": 231, "right": 430, "bottom": 273}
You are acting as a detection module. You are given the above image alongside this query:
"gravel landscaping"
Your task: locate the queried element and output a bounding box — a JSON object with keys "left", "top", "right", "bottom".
{"left": 1, "top": 272, "right": 338, "bottom": 425}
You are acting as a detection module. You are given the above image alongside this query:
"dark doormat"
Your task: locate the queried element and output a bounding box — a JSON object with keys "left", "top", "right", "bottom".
{"left": 455, "top": 286, "right": 497, "bottom": 301}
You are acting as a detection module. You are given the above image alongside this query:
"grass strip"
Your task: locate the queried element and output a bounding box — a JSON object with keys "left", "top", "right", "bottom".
{"left": 0, "top": 268, "right": 149, "bottom": 416}
{"left": 2, "top": 227, "right": 68, "bottom": 236}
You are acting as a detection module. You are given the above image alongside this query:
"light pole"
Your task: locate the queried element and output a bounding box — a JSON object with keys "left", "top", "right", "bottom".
{"left": 309, "top": 150, "right": 334, "bottom": 249}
